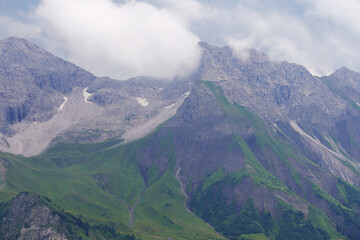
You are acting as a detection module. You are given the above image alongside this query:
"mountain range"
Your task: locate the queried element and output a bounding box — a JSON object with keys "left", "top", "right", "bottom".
{"left": 1, "top": 37, "right": 360, "bottom": 240}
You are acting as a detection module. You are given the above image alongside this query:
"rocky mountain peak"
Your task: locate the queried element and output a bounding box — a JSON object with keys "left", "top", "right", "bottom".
{"left": 0, "top": 37, "right": 56, "bottom": 69}
{"left": 0, "top": 37, "right": 96, "bottom": 138}
{"left": 328, "top": 66, "right": 360, "bottom": 91}
{"left": 325, "top": 65, "right": 360, "bottom": 103}
{"left": 0, "top": 37, "right": 95, "bottom": 97}
{"left": 331, "top": 66, "right": 354, "bottom": 76}
{"left": 0, "top": 36, "right": 42, "bottom": 52}
{"left": 198, "top": 41, "right": 270, "bottom": 70}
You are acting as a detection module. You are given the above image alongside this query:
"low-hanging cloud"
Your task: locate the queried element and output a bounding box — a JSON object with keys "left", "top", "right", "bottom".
{"left": 155, "top": 0, "right": 360, "bottom": 76}
{"left": 0, "top": 16, "right": 40, "bottom": 40}
{"left": 220, "top": 0, "right": 360, "bottom": 76}
{"left": 2, "top": 0, "right": 360, "bottom": 78}
{"left": 35, "top": 0, "right": 201, "bottom": 80}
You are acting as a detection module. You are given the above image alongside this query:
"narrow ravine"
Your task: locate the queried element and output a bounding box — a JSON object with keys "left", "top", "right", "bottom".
{"left": 175, "top": 167, "right": 192, "bottom": 213}
{"left": 129, "top": 188, "right": 146, "bottom": 227}
{"left": 175, "top": 167, "right": 218, "bottom": 232}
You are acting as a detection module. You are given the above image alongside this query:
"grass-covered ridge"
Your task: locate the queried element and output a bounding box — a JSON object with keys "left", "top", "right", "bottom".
{"left": 187, "top": 81, "right": 360, "bottom": 239}
{"left": 0, "top": 132, "right": 223, "bottom": 240}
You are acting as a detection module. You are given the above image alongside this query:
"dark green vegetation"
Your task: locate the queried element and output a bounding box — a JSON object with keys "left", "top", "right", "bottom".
{"left": 1, "top": 81, "right": 360, "bottom": 239}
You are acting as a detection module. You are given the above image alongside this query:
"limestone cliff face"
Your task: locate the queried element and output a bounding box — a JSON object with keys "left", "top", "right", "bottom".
{"left": 0, "top": 37, "right": 191, "bottom": 156}
{"left": 197, "top": 42, "right": 347, "bottom": 128}
{"left": 0, "top": 37, "right": 95, "bottom": 132}
{"left": 322, "top": 68, "right": 360, "bottom": 165}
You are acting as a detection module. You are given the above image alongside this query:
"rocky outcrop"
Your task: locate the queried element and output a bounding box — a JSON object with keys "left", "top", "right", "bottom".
{"left": 197, "top": 42, "right": 347, "bottom": 129}
{"left": 0, "top": 192, "right": 126, "bottom": 240}
{"left": 0, "top": 193, "right": 68, "bottom": 240}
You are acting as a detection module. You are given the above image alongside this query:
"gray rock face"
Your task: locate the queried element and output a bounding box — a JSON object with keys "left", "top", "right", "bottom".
{"left": 321, "top": 68, "right": 360, "bottom": 171}
{"left": 0, "top": 37, "right": 95, "bottom": 136}
{"left": 325, "top": 67, "right": 360, "bottom": 104}
{"left": 48, "top": 75, "right": 192, "bottom": 147}
{"left": 0, "top": 37, "right": 192, "bottom": 156}
{"left": 197, "top": 42, "right": 347, "bottom": 129}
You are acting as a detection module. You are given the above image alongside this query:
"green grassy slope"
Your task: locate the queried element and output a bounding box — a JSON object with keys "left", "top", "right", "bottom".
{"left": 0, "top": 136, "right": 223, "bottom": 240}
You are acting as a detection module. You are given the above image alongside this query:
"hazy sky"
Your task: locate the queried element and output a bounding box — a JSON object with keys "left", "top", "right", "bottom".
{"left": 0, "top": 0, "right": 359, "bottom": 80}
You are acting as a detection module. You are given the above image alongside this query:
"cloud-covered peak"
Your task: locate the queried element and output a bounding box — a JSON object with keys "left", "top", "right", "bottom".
{"left": 35, "top": 0, "right": 201, "bottom": 80}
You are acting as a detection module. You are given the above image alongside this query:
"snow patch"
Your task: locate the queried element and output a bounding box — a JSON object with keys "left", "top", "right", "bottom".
{"left": 136, "top": 97, "right": 149, "bottom": 107}
{"left": 83, "top": 87, "right": 93, "bottom": 103}
{"left": 57, "top": 97, "right": 68, "bottom": 112}
{"left": 165, "top": 104, "right": 175, "bottom": 109}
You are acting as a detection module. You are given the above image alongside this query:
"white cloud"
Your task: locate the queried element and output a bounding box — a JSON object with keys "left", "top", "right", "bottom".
{"left": 226, "top": 37, "right": 250, "bottom": 61}
{"left": 35, "top": 0, "right": 201, "bottom": 80}
{"left": 0, "top": 17, "right": 40, "bottom": 40}
{"left": 3, "top": 0, "right": 360, "bottom": 78}
{"left": 306, "top": 0, "right": 360, "bottom": 33}
{"left": 156, "top": 0, "right": 215, "bottom": 22}
{"left": 214, "top": 1, "right": 360, "bottom": 76}
{"left": 225, "top": 7, "right": 320, "bottom": 72}
{"left": 131, "top": 0, "right": 360, "bottom": 77}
